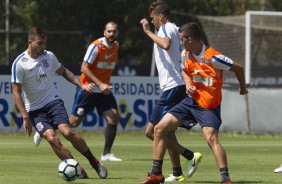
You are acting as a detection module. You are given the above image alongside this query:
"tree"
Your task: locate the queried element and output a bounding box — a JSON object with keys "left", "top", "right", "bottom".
{"left": 1, "top": 0, "right": 281, "bottom": 76}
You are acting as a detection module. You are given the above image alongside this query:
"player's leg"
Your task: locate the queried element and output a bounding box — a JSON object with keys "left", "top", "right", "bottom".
{"left": 41, "top": 128, "right": 72, "bottom": 159}
{"left": 195, "top": 104, "right": 231, "bottom": 184}
{"left": 141, "top": 113, "right": 181, "bottom": 184}
{"left": 49, "top": 99, "right": 107, "bottom": 179}
{"left": 58, "top": 123, "right": 108, "bottom": 179}
{"left": 101, "top": 108, "right": 122, "bottom": 161}
{"left": 41, "top": 127, "right": 89, "bottom": 179}
{"left": 98, "top": 93, "right": 121, "bottom": 161}
{"left": 202, "top": 126, "right": 231, "bottom": 183}
{"left": 166, "top": 133, "right": 203, "bottom": 180}
{"left": 166, "top": 132, "right": 186, "bottom": 182}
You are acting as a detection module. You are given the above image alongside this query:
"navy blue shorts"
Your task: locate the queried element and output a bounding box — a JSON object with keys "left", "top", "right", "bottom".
{"left": 168, "top": 96, "right": 222, "bottom": 131}
{"left": 71, "top": 88, "right": 118, "bottom": 117}
{"left": 28, "top": 99, "right": 69, "bottom": 135}
{"left": 149, "top": 85, "right": 187, "bottom": 126}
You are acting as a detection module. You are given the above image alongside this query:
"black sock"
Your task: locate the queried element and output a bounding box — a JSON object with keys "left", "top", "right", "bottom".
{"left": 152, "top": 160, "right": 163, "bottom": 174}
{"left": 181, "top": 149, "right": 194, "bottom": 160}
{"left": 83, "top": 149, "right": 99, "bottom": 166}
{"left": 103, "top": 124, "right": 117, "bottom": 155}
{"left": 172, "top": 167, "right": 182, "bottom": 177}
{"left": 220, "top": 167, "right": 230, "bottom": 181}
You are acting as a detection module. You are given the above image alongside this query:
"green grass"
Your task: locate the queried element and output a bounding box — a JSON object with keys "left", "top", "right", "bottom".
{"left": 0, "top": 131, "right": 282, "bottom": 184}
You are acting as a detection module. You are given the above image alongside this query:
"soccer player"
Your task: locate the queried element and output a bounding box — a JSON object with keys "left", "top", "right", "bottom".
{"left": 140, "top": 0, "right": 202, "bottom": 183}
{"left": 68, "top": 21, "right": 122, "bottom": 162}
{"left": 141, "top": 22, "right": 248, "bottom": 184}
{"left": 11, "top": 27, "right": 107, "bottom": 179}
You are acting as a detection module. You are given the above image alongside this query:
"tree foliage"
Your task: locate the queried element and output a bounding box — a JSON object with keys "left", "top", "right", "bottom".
{"left": 0, "top": 0, "right": 281, "bottom": 75}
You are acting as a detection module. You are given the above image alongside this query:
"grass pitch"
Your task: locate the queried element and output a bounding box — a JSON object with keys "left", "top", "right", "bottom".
{"left": 0, "top": 131, "right": 282, "bottom": 184}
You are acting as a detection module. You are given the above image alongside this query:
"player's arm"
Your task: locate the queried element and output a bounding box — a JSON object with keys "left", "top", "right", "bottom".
{"left": 146, "top": 31, "right": 171, "bottom": 50}
{"left": 12, "top": 83, "right": 32, "bottom": 136}
{"left": 181, "top": 70, "right": 196, "bottom": 96}
{"left": 140, "top": 18, "right": 171, "bottom": 50}
{"left": 81, "top": 61, "right": 102, "bottom": 86}
{"left": 212, "top": 54, "right": 248, "bottom": 95}
{"left": 229, "top": 62, "right": 249, "bottom": 95}
{"left": 56, "top": 65, "right": 94, "bottom": 93}
{"left": 81, "top": 61, "right": 111, "bottom": 95}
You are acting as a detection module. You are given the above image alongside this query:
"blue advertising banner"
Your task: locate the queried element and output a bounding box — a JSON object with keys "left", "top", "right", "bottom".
{"left": 0, "top": 76, "right": 160, "bottom": 132}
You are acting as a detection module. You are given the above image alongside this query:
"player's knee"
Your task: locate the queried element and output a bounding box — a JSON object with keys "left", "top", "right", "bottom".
{"left": 154, "top": 125, "right": 165, "bottom": 138}
{"left": 112, "top": 113, "right": 119, "bottom": 125}
{"left": 204, "top": 134, "right": 218, "bottom": 147}
{"left": 61, "top": 129, "right": 74, "bottom": 140}
{"left": 46, "top": 135, "right": 61, "bottom": 148}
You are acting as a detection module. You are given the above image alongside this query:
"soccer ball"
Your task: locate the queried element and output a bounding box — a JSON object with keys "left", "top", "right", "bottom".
{"left": 58, "top": 159, "right": 81, "bottom": 181}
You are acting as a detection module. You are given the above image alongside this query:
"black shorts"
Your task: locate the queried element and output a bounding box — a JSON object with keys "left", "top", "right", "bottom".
{"left": 149, "top": 85, "right": 186, "bottom": 125}
{"left": 169, "top": 96, "right": 222, "bottom": 130}
{"left": 29, "top": 99, "right": 69, "bottom": 135}
{"left": 71, "top": 88, "right": 118, "bottom": 117}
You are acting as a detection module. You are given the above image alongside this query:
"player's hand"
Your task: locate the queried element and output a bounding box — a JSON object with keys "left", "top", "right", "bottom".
{"left": 81, "top": 83, "right": 95, "bottom": 93}
{"left": 186, "top": 85, "right": 196, "bottom": 96}
{"left": 140, "top": 18, "right": 150, "bottom": 33}
{"left": 239, "top": 87, "right": 249, "bottom": 95}
{"left": 23, "top": 117, "right": 32, "bottom": 137}
{"left": 99, "top": 83, "right": 112, "bottom": 95}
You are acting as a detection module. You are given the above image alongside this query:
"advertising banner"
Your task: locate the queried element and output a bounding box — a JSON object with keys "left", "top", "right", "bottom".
{"left": 0, "top": 76, "right": 160, "bottom": 132}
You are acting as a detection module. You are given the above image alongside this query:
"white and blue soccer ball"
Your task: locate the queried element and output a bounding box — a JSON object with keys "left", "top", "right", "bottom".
{"left": 58, "top": 159, "right": 81, "bottom": 181}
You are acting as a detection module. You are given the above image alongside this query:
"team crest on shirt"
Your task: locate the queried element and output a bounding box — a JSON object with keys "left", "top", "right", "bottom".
{"left": 41, "top": 59, "right": 49, "bottom": 68}
{"left": 21, "top": 57, "right": 28, "bottom": 62}
{"left": 36, "top": 122, "right": 44, "bottom": 132}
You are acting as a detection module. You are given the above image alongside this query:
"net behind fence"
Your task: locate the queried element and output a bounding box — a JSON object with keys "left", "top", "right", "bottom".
{"left": 196, "top": 12, "right": 282, "bottom": 87}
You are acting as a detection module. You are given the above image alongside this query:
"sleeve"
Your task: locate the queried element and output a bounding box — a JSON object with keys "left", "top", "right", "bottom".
{"left": 49, "top": 51, "right": 61, "bottom": 71}
{"left": 83, "top": 43, "right": 98, "bottom": 64}
{"left": 11, "top": 61, "right": 23, "bottom": 84}
{"left": 211, "top": 54, "right": 234, "bottom": 71}
{"left": 158, "top": 24, "right": 173, "bottom": 38}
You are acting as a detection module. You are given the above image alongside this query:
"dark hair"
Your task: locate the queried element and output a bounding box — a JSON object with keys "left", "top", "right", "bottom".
{"left": 104, "top": 21, "right": 118, "bottom": 30}
{"left": 28, "top": 27, "right": 46, "bottom": 40}
{"left": 149, "top": 0, "right": 170, "bottom": 18}
{"left": 178, "top": 22, "right": 202, "bottom": 41}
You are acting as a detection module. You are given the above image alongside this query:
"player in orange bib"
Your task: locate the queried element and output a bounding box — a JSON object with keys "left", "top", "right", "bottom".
{"left": 69, "top": 21, "right": 122, "bottom": 162}
{"left": 141, "top": 22, "right": 248, "bottom": 184}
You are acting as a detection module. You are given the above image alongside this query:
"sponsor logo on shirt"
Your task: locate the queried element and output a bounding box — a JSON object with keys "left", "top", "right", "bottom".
{"left": 105, "top": 53, "right": 115, "bottom": 59}
{"left": 97, "top": 61, "right": 116, "bottom": 69}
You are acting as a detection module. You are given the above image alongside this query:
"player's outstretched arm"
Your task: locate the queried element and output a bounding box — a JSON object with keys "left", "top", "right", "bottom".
{"left": 56, "top": 65, "right": 94, "bottom": 93}
{"left": 229, "top": 62, "right": 248, "bottom": 95}
{"left": 140, "top": 18, "right": 171, "bottom": 50}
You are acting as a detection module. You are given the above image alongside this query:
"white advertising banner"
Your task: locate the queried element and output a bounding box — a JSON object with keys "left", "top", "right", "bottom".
{"left": 0, "top": 75, "right": 160, "bottom": 132}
